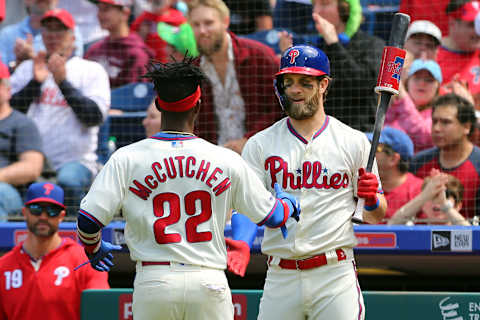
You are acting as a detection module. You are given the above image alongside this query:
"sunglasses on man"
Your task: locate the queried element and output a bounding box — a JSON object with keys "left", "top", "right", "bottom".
{"left": 27, "top": 203, "right": 63, "bottom": 217}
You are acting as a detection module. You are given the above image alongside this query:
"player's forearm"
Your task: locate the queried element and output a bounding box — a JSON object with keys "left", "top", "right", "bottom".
{"left": 363, "top": 194, "right": 387, "bottom": 224}
{"left": 77, "top": 211, "right": 103, "bottom": 254}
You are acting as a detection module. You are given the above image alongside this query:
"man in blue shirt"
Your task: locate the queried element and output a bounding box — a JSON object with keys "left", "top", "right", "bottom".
{"left": 0, "top": 0, "right": 83, "bottom": 70}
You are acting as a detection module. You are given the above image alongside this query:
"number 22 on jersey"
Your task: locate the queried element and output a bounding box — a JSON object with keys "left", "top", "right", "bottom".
{"left": 153, "top": 190, "right": 213, "bottom": 244}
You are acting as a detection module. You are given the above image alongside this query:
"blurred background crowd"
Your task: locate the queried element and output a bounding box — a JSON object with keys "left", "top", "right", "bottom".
{"left": 1, "top": 0, "right": 480, "bottom": 226}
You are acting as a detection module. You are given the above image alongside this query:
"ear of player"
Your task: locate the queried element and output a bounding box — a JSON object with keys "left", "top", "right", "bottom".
{"left": 357, "top": 168, "right": 380, "bottom": 211}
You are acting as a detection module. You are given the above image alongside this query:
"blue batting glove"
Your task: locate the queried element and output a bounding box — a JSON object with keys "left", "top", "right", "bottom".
{"left": 274, "top": 183, "right": 301, "bottom": 221}
{"left": 86, "top": 240, "right": 123, "bottom": 272}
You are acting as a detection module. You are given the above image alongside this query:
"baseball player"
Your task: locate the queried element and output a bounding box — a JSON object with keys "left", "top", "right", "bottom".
{"left": 75, "top": 57, "right": 300, "bottom": 320}
{"left": 240, "top": 45, "right": 387, "bottom": 320}
{"left": 0, "top": 182, "right": 109, "bottom": 320}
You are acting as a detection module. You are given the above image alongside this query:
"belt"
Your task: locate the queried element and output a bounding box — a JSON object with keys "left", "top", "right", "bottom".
{"left": 142, "top": 261, "right": 170, "bottom": 266}
{"left": 268, "top": 249, "right": 347, "bottom": 270}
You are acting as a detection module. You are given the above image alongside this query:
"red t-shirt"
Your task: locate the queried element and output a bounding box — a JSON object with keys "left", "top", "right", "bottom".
{"left": 437, "top": 47, "right": 480, "bottom": 96}
{"left": 383, "top": 172, "right": 424, "bottom": 222}
{"left": 399, "top": 0, "right": 450, "bottom": 36}
{"left": 0, "top": 238, "right": 109, "bottom": 320}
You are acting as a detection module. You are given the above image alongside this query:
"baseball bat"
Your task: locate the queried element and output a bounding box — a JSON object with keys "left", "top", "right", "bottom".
{"left": 352, "top": 13, "right": 410, "bottom": 224}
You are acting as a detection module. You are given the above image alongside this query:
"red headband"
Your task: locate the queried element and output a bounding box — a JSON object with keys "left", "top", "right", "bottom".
{"left": 156, "top": 86, "right": 201, "bottom": 112}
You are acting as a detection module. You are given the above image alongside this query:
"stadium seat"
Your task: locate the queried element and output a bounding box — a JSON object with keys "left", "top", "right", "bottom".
{"left": 110, "top": 82, "right": 155, "bottom": 112}
{"left": 97, "top": 82, "right": 154, "bottom": 163}
{"left": 240, "top": 28, "right": 288, "bottom": 54}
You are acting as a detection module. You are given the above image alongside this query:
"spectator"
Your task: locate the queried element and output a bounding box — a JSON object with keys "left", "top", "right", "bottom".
{"left": 279, "top": 0, "right": 385, "bottom": 132}
{"left": 130, "top": 0, "right": 186, "bottom": 62}
{"left": 437, "top": 0, "right": 480, "bottom": 108}
{"left": 399, "top": 0, "right": 450, "bottom": 36}
{"left": 366, "top": 127, "right": 423, "bottom": 223}
{"left": 58, "top": 0, "right": 108, "bottom": 45}
{"left": 9, "top": 9, "right": 110, "bottom": 216}
{"left": 0, "top": 182, "right": 110, "bottom": 320}
{"left": 0, "top": 61, "right": 43, "bottom": 220}
{"left": 404, "top": 20, "right": 442, "bottom": 61}
{"left": 386, "top": 59, "right": 443, "bottom": 152}
{"left": 187, "top": 0, "right": 282, "bottom": 154}
{"left": 157, "top": 21, "right": 199, "bottom": 61}
{"left": 0, "top": 0, "right": 84, "bottom": 71}
{"left": 223, "top": 0, "right": 273, "bottom": 35}
{"left": 410, "top": 93, "right": 480, "bottom": 220}
{"left": 142, "top": 100, "right": 161, "bottom": 137}
{"left": 389, "top": 171, "right": 470, "bottom": 226}
{"left": 85, "top": 0, "right": 154, "bottom": 89}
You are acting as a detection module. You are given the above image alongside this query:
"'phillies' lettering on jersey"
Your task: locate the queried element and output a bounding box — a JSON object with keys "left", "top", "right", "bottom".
{"left": 265, "top": 156, "right": 349, "bottom": 190}
{"left": 129, "top": 156, "right": 231, "bottom": 200}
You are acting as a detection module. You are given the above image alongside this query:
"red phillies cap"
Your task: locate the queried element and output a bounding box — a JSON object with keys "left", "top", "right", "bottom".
{"left": 88, "top": 0, "right": 133, "bottom": 6}
{"left": 0, "top": 62, "right": 10, "bottom": 79}
{"left": 40, "top": 8, "right": 75, "bottom": 29}
{"left": 448, "top": 1, "right": 480, "bottom": 22}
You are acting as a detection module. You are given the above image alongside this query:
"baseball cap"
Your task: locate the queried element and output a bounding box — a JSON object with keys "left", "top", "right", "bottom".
{"left": 447, "top": 1, "right": 480, "bottom": 22}
{"left": 405, "top": 20, "right": 442, "bottom": 44}
{"left": 40, "top": 8, "right": 75, "bottom": 30}
{"left": 0, "top": 62, "right": 10, "bottom": 79}
{"left": 25, "top": 182, "right": 65, "bottom": 209}
{"left": 88, "top": 0, "right": 133, "bottom": 6}
{"left": 408, "top": 59, "right": 443, "bottom": 83}
{"left": 366, "top": 127, "right": 414, "bottom": 160}
{"left": 157, "top": 22, "right": 199, "bottom": 57}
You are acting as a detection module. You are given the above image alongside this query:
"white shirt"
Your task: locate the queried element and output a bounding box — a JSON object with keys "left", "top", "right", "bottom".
{"left": 80, "top": 133, "right": 277, "bottom": 270}
{"left": 10, "top": 56, "right": 110, "bottom": 174}
{"left": 200, "top": 34, "right": 246, "bottom": 145}
{"left": 242, "top": 116, "right": 381, "bottom": 259}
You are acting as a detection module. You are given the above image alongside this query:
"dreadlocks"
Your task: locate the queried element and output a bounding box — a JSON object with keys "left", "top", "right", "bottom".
{"left": 142, "top": 56, "right": 206, "bottom": 103}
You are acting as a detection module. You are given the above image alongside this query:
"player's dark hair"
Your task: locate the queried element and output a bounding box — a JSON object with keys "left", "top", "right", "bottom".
{"left": 431, "top": 93, "right": 477, "bottom": 136}
{"left": 446, "top": 0, "right": 471, "bottom": 15}
{"left": 142, "top": 56, "right": 207, "bottom": 103}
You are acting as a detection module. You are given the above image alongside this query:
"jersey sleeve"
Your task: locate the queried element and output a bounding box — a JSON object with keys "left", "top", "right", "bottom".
{"left": 241, "top": 136, "right": 267, "bottom": 182}
{"left": 229, "top": 150, "right": 277, "bottom": 225}
{"left": 80, "top": 152, "right": 128, "bottom": 226}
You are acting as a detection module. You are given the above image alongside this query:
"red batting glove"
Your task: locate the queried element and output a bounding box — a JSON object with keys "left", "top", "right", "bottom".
{"left": 225, "top": 238, "right": 250, "bottom": 277}
{"left": 357, "top": 168, "right": 379, "bottom": 207}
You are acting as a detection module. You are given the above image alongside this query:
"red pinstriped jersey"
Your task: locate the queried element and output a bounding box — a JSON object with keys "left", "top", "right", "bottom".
{"left": 0, "top": 238, "right": 109, "bottom": 320}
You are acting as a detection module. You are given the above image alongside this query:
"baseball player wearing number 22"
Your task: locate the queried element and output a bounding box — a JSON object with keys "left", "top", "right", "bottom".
{"left": 240, "top": 45, "right": 387, "bottom": 320}
{"left": 75, "top": 57, "right": 301, "bottom": 320}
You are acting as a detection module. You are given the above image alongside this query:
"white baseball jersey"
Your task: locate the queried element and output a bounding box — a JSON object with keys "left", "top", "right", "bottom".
{"left": 242, "top": 116, "right": 381, "bottom": 259}
{"left": 80, "top": 133, "right": 277, "bottom": 270}
{"left": 10, "top": 56, "right": 110, "bottom": 174}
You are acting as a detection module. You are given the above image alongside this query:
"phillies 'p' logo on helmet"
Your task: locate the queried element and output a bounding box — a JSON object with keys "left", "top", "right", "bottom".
{"left": 274, "top": 45, "right": 330, "bottom": 110}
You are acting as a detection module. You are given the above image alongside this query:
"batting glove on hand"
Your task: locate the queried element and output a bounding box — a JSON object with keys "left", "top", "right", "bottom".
{"left": 274, "top": 183, "right": 301, "bottom": 238}
{"left": 225, "top": 238, "right": 250, "bottom": 277}
{"left": 357, "top": 168, "right": 379, "bottom": 207}
{"left": 86, "top": 240, "right": 123, "bottom": 272}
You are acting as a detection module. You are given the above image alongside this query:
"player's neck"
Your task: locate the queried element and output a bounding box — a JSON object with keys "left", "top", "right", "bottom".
{"left": 23, "top": 233, "right": 62, "bottom": 260}
{"left": 288, "top": 110, "right": 326, "bottom": 141}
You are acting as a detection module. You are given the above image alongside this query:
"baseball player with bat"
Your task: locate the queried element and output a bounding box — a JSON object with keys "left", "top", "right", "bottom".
{"left": 75, "top": 57, "right": 300, "bottom": 320}
{"left": 235, "top": 13, "right": 410, "bottom": 320}
{"left": 241, "top": 43, "right": 386, "bottom": 320}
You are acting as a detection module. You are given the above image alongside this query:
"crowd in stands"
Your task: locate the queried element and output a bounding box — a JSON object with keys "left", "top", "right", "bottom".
{"left": 1, "top": 0, "right": 480, "bottom": 227}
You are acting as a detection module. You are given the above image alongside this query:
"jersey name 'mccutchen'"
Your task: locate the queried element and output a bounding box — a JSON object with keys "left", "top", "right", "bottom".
{"left": 129, "top": 155, "right": 232, "bottom": 200}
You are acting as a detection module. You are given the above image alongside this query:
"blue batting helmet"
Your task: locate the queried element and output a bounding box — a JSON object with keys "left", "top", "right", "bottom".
{"left": 274, "top": 45, "right": 330, "bottom": 109}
